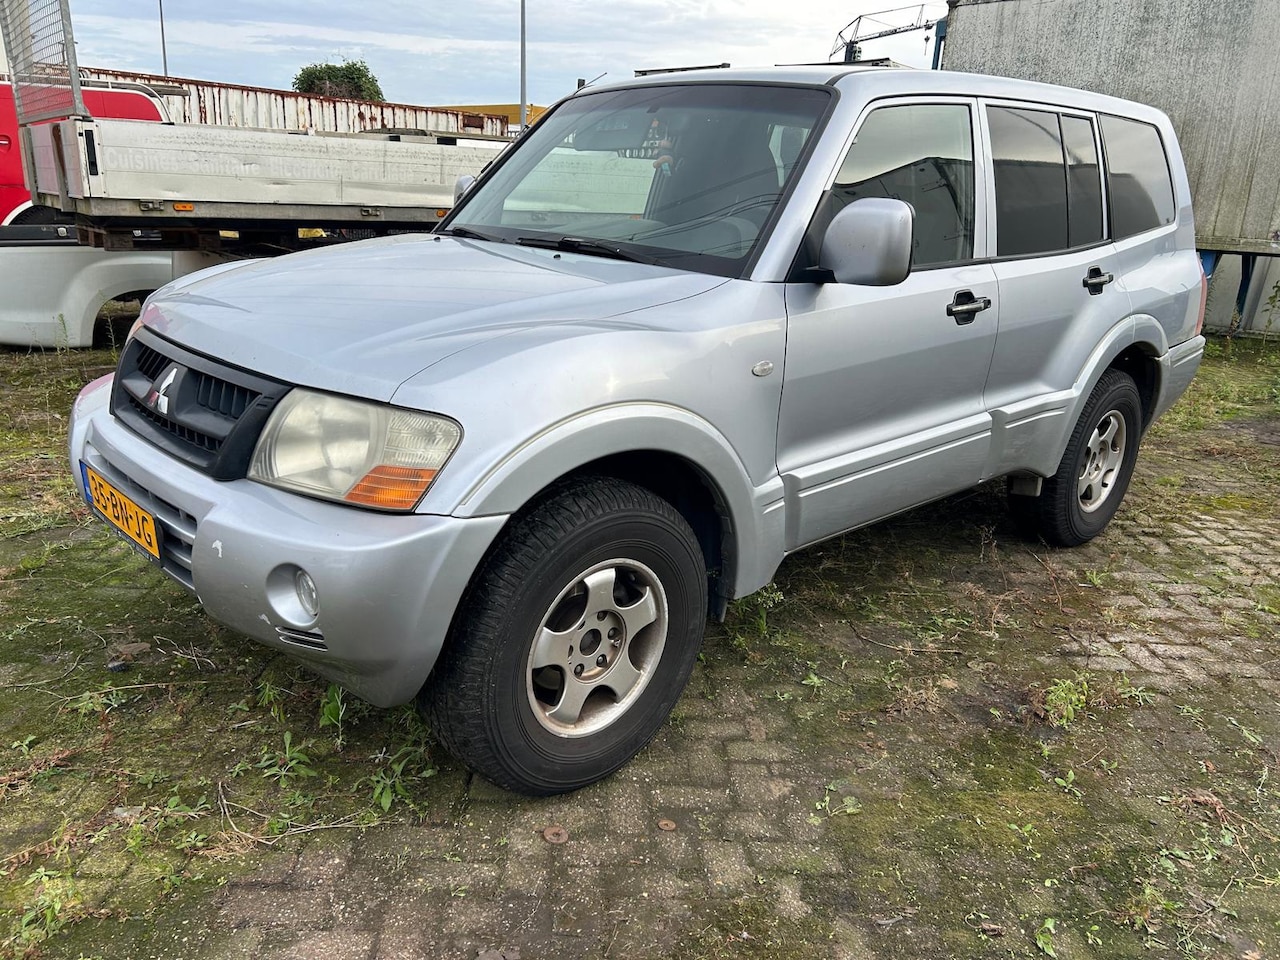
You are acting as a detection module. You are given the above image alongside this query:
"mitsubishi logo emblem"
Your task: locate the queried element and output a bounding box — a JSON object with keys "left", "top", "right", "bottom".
{"left": 144, "top": 366, "right": 179, "bottom": 415}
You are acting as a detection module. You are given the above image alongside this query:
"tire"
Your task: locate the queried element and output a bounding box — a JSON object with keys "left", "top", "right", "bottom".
{"left": 1009, "top": 368, "right": 1143, "bottom": 547}
{"left": 419, "top": 477, "right": 708, "bottom": 795}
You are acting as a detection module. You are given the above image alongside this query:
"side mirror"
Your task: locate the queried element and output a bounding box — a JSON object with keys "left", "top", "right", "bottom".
{"left": 818, "top": 197, "right": 913, "bottom": 285}
{"left": 453, "top": 174, "right": 477, "bottom": 204}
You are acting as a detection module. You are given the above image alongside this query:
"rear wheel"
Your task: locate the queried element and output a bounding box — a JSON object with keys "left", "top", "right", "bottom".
{"left": 1009, "top": 368, "right": 1143, "bottom": 547}
{"left": 419, "top": 477, "right": 707, "bottom": 795}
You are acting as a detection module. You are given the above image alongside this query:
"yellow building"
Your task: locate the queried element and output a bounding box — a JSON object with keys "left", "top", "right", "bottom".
{"left": 434, "top": 104, "right": 547, "bottom": 129}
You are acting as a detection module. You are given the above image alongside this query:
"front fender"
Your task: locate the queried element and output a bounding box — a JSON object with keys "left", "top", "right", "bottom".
{"left": 451, "top": 402, "right": 786, "bottom": 598}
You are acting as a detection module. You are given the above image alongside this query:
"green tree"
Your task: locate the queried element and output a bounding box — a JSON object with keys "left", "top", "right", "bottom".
{"left": 292, "top": 59, "right": 384, "bottom": 101}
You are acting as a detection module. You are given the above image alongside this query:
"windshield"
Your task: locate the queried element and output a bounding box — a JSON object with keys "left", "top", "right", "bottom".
{"left": 444, "top": 83, "right": 831, "bottom": 278}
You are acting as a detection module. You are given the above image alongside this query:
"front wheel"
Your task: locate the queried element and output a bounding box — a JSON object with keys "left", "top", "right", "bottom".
{"left": 419, "top": 477, "right": 708, "bottom": 795}
{"left": 1009, "top": 368, "right": 1143, "bottom": 547}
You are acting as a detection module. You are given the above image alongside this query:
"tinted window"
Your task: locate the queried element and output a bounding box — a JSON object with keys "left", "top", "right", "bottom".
{"left": 1061, "top": 115, "right": 1103, "bottom": 247}
{"left": 829, "top": 103, "right": 975, "bottom": 267}
{"left": 1100, "top": 114, "right": 1175, "bottom": 239}
{"left": 988, "top": 106, "right": 1068, "bottom": 256}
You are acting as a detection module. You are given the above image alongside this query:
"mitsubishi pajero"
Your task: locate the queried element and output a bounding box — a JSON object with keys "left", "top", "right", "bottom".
{"left": 69, "top": 66, "right": 1206, "bottom": 794}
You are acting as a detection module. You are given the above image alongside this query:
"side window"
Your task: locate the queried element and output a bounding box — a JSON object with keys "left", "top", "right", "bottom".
{"left": 1100, "top": 114, "right": 1176, "bottom": 239}
{"left": 988, "top": 106, "right": 1069, "bottom": 256}
{"left": 1061, "top": 115, "right": 1103, "bottom": 247}
{"left": 831, "top": 103, "right": 975, "bottom": 268}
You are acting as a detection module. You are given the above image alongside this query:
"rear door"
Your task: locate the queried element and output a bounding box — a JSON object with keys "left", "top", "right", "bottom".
{"left": 981, "top": 104, "right": 1130, "bottom": 476}
{"left": 778, "top": 97, "right": 999, "bottom": 550}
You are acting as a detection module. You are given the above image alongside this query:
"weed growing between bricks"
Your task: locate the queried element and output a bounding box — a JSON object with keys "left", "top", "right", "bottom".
{"left": 0, "top": 338, "right": 1277, "bottom": 959}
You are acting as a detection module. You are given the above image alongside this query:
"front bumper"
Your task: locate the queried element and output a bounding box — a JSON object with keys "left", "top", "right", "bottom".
{"left": 70, "top": 374, "right": 507, "bottom": 706}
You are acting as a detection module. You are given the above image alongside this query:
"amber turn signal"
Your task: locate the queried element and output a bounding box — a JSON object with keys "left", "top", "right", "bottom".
{"left": 344, "top": 466, "right": 438, "bottom": 510}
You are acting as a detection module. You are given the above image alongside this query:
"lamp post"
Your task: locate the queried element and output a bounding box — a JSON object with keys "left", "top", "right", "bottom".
{"left": 158, "top": 0, "right": 169, "bottom": 76}
{"left": 519, "top": 0, "right": 526, "bottom": 130}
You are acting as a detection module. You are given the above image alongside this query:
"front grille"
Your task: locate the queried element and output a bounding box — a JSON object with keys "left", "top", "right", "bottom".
{"left": 126, "top": 392, "right": 222, "bottom": 452}
{"left": 135, "top": 340, "right": 169, "bottom": 379}
{"left": 196, "top": 375, "right": 257, "bottom": 419}
{"left": 111, "top": 328, "right": 291, "bottom": 479}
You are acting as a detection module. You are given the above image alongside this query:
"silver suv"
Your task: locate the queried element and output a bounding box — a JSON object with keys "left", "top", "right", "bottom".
{"left": 69, "top": 66, "right": 1206, "bottom": 794}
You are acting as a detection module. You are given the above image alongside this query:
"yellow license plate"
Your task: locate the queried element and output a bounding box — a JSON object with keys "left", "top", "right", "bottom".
{"left": 81, "top": 463, "right": 161, "bottom": 560}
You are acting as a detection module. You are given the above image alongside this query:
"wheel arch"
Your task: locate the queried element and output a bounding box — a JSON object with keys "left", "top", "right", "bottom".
{"left": 1062, "top": 314, "right": 1166, "bottom": 445}
{"left": 1108, "top": 341, "right": 1161, "bottom": 429}
{"left": 447, "top": 405, "right": 786, "bottom": 613}
{"left": 1004, "top": 316, "right": 1166, "bottom": 480}
{"left": 1115, "top": 311, "right": 1170, "bottom": 429}
{"left": 560, "top": 450, "right": 732, "bottom": 618}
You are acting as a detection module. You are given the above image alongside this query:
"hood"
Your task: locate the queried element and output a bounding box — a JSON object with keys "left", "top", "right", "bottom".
{"left": 141, "top": 234, "right": 727, "bottom": 401}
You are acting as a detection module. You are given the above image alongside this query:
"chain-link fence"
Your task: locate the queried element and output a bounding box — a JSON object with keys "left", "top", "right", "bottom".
{"left": 0, "top": 0, "right": 85, "bottom": 123}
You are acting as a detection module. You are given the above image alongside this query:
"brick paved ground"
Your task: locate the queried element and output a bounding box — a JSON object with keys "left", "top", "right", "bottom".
{"left": 96, "top": 444, "right": 1277, "bottom": 960}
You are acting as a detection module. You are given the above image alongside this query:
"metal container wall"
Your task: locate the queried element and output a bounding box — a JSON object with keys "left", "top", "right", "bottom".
{"left": 942, "top": 0, "right": 1280, "bottom": 256}
{"left": 1204, "top": 255, "right": 1280, "bottom": 335}
{"left": 80, "top": 67, "right": 510, "bottom": 139}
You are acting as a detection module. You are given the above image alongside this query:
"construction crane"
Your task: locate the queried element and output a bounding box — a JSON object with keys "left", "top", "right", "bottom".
{"left": 830, "top": 4, "right": 945, "bottom": 64}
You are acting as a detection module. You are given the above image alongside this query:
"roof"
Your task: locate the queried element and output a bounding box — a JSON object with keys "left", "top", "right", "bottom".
{"left": 579, "top": 64, "right": 1170, "bottom": 126}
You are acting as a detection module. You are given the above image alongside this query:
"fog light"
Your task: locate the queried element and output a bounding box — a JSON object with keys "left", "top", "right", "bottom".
{"left": 266, "top": 564, "right": 320, "bottom": 628}
{"left": 295, "top": 569, "right": 319, "bottom": 617}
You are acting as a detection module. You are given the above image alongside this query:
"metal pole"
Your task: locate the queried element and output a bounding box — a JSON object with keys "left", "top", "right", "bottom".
{"left": 519, "top": 0, "right": 527, "bottom": 130}
{"left": 158, "top": 0, "right": 169, "bottom": 76}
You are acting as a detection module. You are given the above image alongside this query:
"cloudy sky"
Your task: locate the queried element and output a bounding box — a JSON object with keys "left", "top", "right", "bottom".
{"left": 57, "top": 1, "right": 948, "bottom": 107}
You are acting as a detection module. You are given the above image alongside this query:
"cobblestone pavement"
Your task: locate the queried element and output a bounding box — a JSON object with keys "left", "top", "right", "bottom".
{"left": 179, "top": 440, "right": 1280, "bottom": 960}
{"left": 1051, "top": 512, "right": 1280, "bottom": 699}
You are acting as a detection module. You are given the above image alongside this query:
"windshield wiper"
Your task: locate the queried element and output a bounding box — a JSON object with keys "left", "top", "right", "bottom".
{"left": 515, "top": 235, "right": 663, "bottom": 265}
{"left": 439, "top": 225, "right": 506, "bottom": 243}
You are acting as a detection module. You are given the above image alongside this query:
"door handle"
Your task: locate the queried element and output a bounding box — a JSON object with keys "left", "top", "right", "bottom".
{"left": 1083, "top": 266, "right": 1114, "bottom": 294}
{"left": 947, "top": 289, "right": 992, "bottom": 324}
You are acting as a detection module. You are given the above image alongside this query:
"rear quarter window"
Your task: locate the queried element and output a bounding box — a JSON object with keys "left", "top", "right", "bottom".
{"left": 1099, "top": 114, "right": 1176, "bottom": 240}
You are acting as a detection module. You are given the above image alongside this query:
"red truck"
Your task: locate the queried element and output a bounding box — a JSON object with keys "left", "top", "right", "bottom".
{"left": 1, "top": 80, "right": 165, "bottom": 224}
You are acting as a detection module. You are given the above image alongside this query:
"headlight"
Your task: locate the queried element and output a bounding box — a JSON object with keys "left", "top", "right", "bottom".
{"left": 248, "top": 390, "right": 461, "bottom": 511}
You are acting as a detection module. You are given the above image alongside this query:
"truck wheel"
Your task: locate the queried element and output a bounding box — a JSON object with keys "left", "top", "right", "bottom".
{"left": 1009, "top": 368, "right": 1143, "bottom": 547}
{"left": 419, "top": 477, "right": 707, "bottom": 795}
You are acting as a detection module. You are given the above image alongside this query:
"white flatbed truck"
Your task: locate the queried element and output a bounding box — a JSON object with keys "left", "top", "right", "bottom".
{"left": 0, "top": 0, "right": 507, "bottom": 260}
{"left": 27, "top": 116, "right": 506, "bottom": 252}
